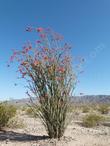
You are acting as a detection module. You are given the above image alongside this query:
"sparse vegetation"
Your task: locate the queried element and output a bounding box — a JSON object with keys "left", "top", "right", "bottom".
{"left": 7, "top": 116, "right": 24, "bottom": 129}
{"left": 0, "top": 102, "right": 17, "bottom": 129}
{"left": 83, "top": 113, "right": 104, "bottom": 127}
{"left": 26, "top": 105, "right": 40, "bottom": 118}
{"left": 21, "top": 106, "right": 27, "bottom": 111}
{"left": 98, "top": 104, "right": 109, "bottom": 114}
{"left": 26, "top": 107, "right": 35, "bottom": 117}
{"left": 82, "top": 106, "right": 90, "bottom": 113}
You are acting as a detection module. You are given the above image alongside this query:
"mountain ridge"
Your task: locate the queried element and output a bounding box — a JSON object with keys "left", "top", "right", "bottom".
{"left": 6, "top": 95, "right": 110, "bottom": 106}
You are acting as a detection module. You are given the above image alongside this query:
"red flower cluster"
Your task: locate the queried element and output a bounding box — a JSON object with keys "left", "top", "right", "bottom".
{"left": 37, "top": 27, "right": 44, "bottom": 32}
{"left": 57, "top": 67, "right": 65, "bottom": 73}
{"left": 9, "top": 26, "right": 74, "bottom": 89}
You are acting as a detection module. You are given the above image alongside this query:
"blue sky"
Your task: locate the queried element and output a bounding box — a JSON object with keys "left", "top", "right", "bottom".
{"left": 0, "top": 0, "right": 110, "bottom": 100}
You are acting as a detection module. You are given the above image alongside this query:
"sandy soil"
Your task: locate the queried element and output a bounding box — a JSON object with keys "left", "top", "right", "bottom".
{"left": 0, "top": 113, "right": 110, "bottom": 146}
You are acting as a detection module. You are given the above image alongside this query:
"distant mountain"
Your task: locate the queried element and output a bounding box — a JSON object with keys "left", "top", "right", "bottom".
{"left": 7, "top": 95, "right": 110, "bottom": 106}
{"left": 7, "top": 97, "right": 36, "bottom": 106}
{"left": 71, "top": 95, "right": 110, "bottom": 104}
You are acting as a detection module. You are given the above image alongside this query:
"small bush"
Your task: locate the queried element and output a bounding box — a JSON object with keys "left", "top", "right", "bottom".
{"left": 8, "top": 105, "right": 17, "bottom": 118}
{"left": 0, "top": 102, "right": 17, "bottom": 129}
{"left": 26, "top": 105, "right": 40, "bottom": 118}
{"left": 82, "top": 106, "right": 90, "bottom": 113}
{"left": 83, "top": 113, "right": 104, "bottom": 127}
{"left": 21, "top": 106, "right": 27, "bottom": 111}
{"left": 68, "top": 104, "right": 75, "bottom": 113}
{"left": 98, "top": 104, "right": 109, "bottom": 114}
{"left": 26, "top": 107, "right": 35, "bottom": 117}
{"left": 7, "top": 116, "right": 24, "bottom": 129}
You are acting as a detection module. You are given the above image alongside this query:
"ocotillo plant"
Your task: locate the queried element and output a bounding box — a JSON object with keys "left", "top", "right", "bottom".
{"left": 9, "top": 27, "right": 76, "bottom": 138}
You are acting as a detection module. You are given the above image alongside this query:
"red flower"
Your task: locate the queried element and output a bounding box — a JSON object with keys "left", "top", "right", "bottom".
{"left": 37, "top": 27, "right": 44, "bottom": 32}
{"left": 56, "top": 77, "right": 63, "bottom": 81}
{"left": 21, "top": 61, "right": 28, "bottom": 66}
{"left": 44, "top": 56, "right": 48, "bottom": 61}
{"left": 22, "top": 72, "right": 27, "bottom": 78}
{"left": 44, "top": 48, "right": 48, "bottom": 51}
{"left": 40, "top": 34, "right": 46, "bottom": 38}
{"left": 10, "top": 56, "right": 14, "bottom": 62}
{"left": 48, "top": 58, "right": 55, "bottom": 63}
{"left": 57, "top": 67, "right": 65, "bottom": 73}
{"left": 34, "top": 60, "right": 40, "bottom": 66}
{"left": 10, "top": 51, "right": 18, "bottom": 62}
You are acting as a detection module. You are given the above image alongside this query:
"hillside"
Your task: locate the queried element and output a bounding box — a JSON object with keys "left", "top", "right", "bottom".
{"left": 6, "top": 95, "right": 110, "bottom": 106}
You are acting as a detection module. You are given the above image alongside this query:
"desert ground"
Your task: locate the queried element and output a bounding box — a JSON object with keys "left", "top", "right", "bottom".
{"left": 0, "top": 107, "right": 110, "bottom": 146}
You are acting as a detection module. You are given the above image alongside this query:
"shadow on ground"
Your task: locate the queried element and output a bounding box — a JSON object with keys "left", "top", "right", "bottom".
{"left": 74, "top": 121, "right": 83, "bottom": 126}
{"left": 0, "top": 130, "right": 48, "bottom": 141}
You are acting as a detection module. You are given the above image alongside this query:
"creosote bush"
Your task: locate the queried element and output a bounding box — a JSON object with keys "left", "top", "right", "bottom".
{"left": 26, "top": 107, "right": 38, "bottom": 117}
{"left": 7, "top": 116, "right": 24, "bottom": 129}
{"left": 82, "top": 106, "right": 90, "bottom": 113}
{"left": 9, "top": 27, "right": 82, "bottom": 139}
{"left": 98, "top": 104, "right": 109, "bottom": 114}
{"left": 21, "top": 106, "right": 26, "bottom": 111}
{"left": 26, "top": 107, "right": 33, "bottom": 115}
{"left": 0, "top": 102, "right": 17, "bottom": 129}
{"left": 83, "top": 113, "right": 104, "bottom": 128}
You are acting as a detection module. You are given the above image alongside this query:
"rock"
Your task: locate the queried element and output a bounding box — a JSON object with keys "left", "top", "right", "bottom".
{"left": 5, "top": 138, "right": 10, "bottom": 144}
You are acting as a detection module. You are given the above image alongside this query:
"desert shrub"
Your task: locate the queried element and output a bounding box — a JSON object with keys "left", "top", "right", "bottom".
{"left": 67, "top": 103, "right": 76, "bottom": 113}
{"left": 26, "top": 105, "right": 40, "bottom": 118}
{"left": 21, "top": 106, "right": 27, "bottom": 111}
{"left": 83, "top": 113, "right": 104, "bottom": 127}
{"left": 0, "top": 102, "right": 17, "bottom": 129}
{"left": 0, "top": 104, "right": 9, "bottom": 129}
{"left": 26, "top": 107, "right": 34, "bottom": 116}
{"left": 7, "top": 105, "right": 17, "bottom": 118}
{"left": 90, "top": 104, "right": 98, "bottom": 111}
{"left": 9, "top": 27, "right": 80, "bottom": 139}
{"left": 98, "top": 104, "right": 109, "bottom": 114}
{"left": 7, "top": 116, "right": 24, "bottom": 129}
{"left": 82, "top": 106, "right": 90, "bottom": 113}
